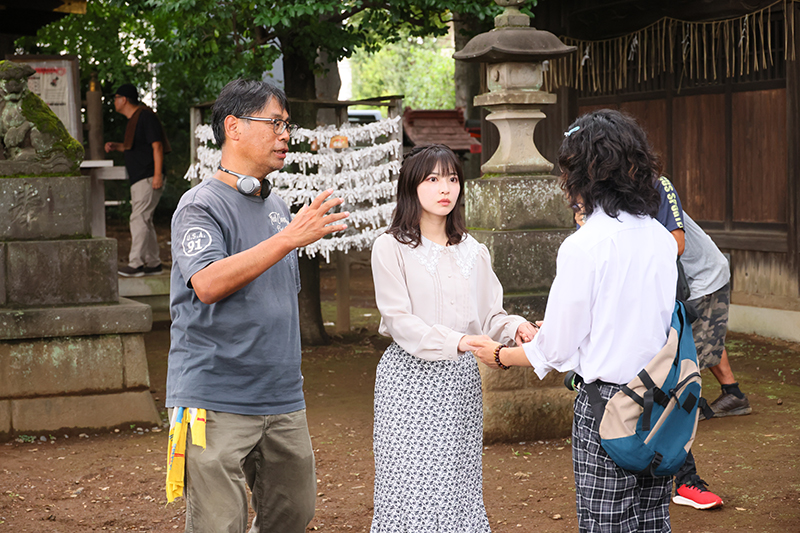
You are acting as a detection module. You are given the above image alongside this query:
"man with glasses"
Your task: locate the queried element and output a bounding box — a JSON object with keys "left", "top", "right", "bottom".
{"left": 166, "top": 79, "right": 349, "bottom": 532}
{"left": 105, "top": 83, "right": 171, "bottom": 277}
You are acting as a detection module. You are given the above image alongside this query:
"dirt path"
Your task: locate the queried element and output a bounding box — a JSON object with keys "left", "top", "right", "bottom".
{"left": 2, "top": 248, "right": 799, "bottom": 531}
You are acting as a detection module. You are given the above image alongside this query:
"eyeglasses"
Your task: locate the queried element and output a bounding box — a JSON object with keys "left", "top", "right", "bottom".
{"left": 236, "top": 116, "right": 298, "bottom": 135}
{"left": 570, "top": 202, "right": 585, "bottom": 213}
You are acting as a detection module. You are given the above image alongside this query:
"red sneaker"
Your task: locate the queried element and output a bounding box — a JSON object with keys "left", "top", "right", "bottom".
{"left": 673, "top": 477, "right": 723, "bottom": 510}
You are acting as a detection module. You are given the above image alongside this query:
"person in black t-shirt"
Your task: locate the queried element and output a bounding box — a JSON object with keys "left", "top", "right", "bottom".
{"left": 105, "top": 83, "right": 171, "bottom": 277}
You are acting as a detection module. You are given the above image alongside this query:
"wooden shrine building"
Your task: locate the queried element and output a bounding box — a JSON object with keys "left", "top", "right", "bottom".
{"left": 526, "top": 0, "right": 800, "bottom": 339}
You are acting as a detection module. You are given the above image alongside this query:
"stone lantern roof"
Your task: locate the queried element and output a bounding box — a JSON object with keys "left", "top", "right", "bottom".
{"left": 453, "top": 27, "right": 575, "bottom": 63}
{"left": 453, "top": 0, "right": 575, "bottom": 64}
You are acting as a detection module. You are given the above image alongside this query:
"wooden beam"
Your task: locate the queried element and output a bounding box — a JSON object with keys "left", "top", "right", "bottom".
{"left": 787, "top": 2, "right": 800, "bottom": 289}
{"left": 705, "top": 230, "right": 788, "bottom": 253}
{"left": 561, "top": 0, "right": 781, "bottom": 41}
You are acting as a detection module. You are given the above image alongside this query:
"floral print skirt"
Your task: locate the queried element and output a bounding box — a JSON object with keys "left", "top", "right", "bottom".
{"left": 371, "top": 342, "right": 491, "bottom": 533}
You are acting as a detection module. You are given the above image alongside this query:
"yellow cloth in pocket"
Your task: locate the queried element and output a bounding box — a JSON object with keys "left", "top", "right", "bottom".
{"left": 166, "top": 407, "right": 206, "bottom": 503}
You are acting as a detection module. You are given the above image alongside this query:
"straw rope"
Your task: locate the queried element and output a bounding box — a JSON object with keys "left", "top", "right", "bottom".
{"left": 543, "top": 0, "right": 799, "bottom": 93}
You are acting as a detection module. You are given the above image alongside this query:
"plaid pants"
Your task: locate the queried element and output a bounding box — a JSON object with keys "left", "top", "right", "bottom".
{"left": 573, "top": 383, "right": 672, "bottom": 533}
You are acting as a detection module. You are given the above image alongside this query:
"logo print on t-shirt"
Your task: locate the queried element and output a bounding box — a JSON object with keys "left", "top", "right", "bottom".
{"left": 182, "top": 227, "right": 212, "bottom": 256}
{"left": 269, "top": 212, "right": 290, "bottom": 232}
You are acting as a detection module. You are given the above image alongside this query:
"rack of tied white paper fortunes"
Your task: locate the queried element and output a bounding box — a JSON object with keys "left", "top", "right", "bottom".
{"left": 185, "top": 115, "right": 401, "bottom": 261}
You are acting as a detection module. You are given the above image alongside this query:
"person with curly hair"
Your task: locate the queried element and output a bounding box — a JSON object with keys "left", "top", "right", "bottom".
{"left": 469, "top": 110, "right": 678, "bottom": 532}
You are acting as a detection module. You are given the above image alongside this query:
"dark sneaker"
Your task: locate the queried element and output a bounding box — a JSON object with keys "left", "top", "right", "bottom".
{"left": 710, "top": 392, "right": 752, "bottom": 418}
{"left": 143, "top": 264, "right": 163, "bottom": 276}
{"left": 673, "top": 477, "right": 723, "bottom": 509}
{"left": 118, "top": 265, "right": 144, "bottom": 278}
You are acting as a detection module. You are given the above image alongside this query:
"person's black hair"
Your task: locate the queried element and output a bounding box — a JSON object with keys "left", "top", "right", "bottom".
{"left": 211, "top": 79, "right": 290, "bottom": 146}
{"left": 114, "top": 83, "right": 139, "bottom": 105}
{"left": 557, "top": 109, "right": 662, "bottom": 219}
{"left": 387, "top": 144, "right": 467, "bottom": 248}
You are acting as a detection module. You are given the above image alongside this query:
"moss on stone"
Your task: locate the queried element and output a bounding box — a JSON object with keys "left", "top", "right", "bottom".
{"left": 0, "top": 61, "right": 30, "bottom": 78}
{"left": 20, "top": 91, "right": 84, "bottom": 173}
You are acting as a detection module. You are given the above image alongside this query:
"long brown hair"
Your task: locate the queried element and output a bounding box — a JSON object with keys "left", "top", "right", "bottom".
{"left": 387, "top": 144, "right": 467, "bottom": 248}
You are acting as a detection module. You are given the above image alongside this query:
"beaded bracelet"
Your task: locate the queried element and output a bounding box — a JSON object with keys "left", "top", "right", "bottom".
{"left": 494, "top": 343, "right": 510, "bottom": 370}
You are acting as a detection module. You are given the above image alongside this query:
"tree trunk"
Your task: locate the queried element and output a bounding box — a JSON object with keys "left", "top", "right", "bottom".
{"left": 453, "top": 13, "right": 485, "bottom": 123}
{"left": 282, "top": 39, "right": 330, "bottom": 346}
{"left": 297, "top": 253, "right": 329, "bottom": 346}
{"left": 315, "top": 48, "right": 342, "bottom": 125}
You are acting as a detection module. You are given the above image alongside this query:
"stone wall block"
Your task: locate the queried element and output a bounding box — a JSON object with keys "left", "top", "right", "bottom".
{"left": 122, "top": 334, "right": 151, "bottom": 389}
{"left": 466, "top": 176, "right": 573, "bottom": 230}
{"left": 0, "top": 335, "right": 124, "bottom": 398}
{"left": 483, "top": 387, "right": 575, "bottom": 443}
{"left": 11, "top": 390, "right": 161, "bottom": 433}
{"left": 503, "top": 293, "right": 548, "bottom": 322}
{"left": 6, "top": 238, "right": 118, "bottom": 306}
{"left": 472, "top": 229, "right": 570, "bottom": 292}
{"left": 0, "top": 176, "right": 90, "bottom": 240}
{"left": 479, "top": 362, "right": 526, "bottom": 391}
{"left": 521, "top": 366, "right": 567, "bottom": 389}
{"left": 480, "top": 356, "right": 568, "bottom": 391}
{"left": 0, "top": 299, "right": 152, "bottom": 341}
{"left": 0, "top": 400, "right": 10, "bottom": 438}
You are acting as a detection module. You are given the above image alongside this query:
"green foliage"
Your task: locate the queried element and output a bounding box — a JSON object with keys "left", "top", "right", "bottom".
{"left": 351, "top": 34, "right": 456, "bottom": 109}
{"left": 13, "top": 0, "right": 534, "bottom": 213}
{"left": 14, "top": 1, "right": 193, "bottom": 215}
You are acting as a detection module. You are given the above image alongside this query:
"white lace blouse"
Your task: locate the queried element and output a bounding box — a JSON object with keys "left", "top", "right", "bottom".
{"left": 371, "top": 232, "right": 527, "bottom": 361}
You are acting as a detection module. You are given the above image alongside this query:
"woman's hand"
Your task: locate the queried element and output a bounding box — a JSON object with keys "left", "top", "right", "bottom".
{"left": 462, "top": 336, "right": 503, "bottom": 367}
{"left": 515, "top": 322, "right": 539, "bottom": 346}
{"left": 458, "top": 334, "right": 491, "bottom": 353}
{"left": 465, "top": 338, "right": 532, "bottom": 369}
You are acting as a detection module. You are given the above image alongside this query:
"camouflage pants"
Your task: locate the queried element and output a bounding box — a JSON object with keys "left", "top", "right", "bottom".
{"left": 688, "top": 283, "right": 730, "bottom": 370}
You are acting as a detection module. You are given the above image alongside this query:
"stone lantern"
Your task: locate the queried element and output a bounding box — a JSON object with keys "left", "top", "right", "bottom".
{"left": 454, "top": 0, "right": 578, "bottom": 443}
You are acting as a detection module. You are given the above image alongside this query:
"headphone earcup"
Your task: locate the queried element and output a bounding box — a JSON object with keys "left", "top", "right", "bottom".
{"left": 236, "top": 176, "right": 261, "bottom": 196}
{"left": 260, "top": 179, "right": 272, "bottom": 199}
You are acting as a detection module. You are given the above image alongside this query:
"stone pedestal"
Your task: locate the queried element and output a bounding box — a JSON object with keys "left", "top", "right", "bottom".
{"left": 467, "top": 174, "right": 576, "bottom": 442}
{"left": 0, "top": 175, "right": 159, "bottom": 440}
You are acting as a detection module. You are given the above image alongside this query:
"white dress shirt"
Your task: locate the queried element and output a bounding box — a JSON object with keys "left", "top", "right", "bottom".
{"left": 372, "top": 232, "right": 526, "bottom": 361}
{"left": 523, "top": 209, "right": 678, "bottom": 384}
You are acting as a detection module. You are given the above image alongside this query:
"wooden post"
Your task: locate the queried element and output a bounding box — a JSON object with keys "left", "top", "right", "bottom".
{"left": 86, "top": 73, "right": 104, "bottom": 161}
{"left": 788, "top": 2, "right": 800, "bottom": 286}
{"left": 388, "top": 96, "right": 403, "bottom": 145}
{"left": 189, "top": 106, "right": 203, "bottom": 187}
{"left": 83, "top": 162, "right": 124, "bottom": 237}
{"left": 85, "top": 73, "right": 106, "bottom": 237}
{"left": 335, "top": 250, "right": 351, "bottom": 333}
{"left": 337, "top": 104, "right": 349, "bottom": 127}
{"left": 334, "top": 105, "right": 351, "bottom": 333}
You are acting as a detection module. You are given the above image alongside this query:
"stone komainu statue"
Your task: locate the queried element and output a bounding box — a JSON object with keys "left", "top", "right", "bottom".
{"left": 0, "top": 60, "right": 84, "bottom": 176}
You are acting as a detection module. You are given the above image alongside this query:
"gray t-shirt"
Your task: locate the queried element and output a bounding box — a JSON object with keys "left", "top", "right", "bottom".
{"left": 681, "top": 213, "right": 730, "bottom": 300}
{"left": 166, "top": 178, "right": 303, "bottom": 415}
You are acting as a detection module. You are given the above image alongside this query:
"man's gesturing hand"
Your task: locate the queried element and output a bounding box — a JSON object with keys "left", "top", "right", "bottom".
{"left": 284, "top": 189, "right": 349, "bottom": 248}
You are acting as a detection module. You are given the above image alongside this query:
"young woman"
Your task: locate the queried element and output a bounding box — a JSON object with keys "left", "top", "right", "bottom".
{"left": 370, "top": 144, "right": 536, "bottom": 532}
{"left": 469, "top": 110, "right": 678, "bottom": 533}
